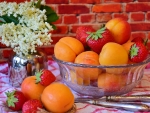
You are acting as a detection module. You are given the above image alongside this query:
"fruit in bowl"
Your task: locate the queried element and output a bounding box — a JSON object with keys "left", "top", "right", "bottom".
{"left": 53, "top": 18, "right": 150, "bottom": 98}
{"left": 53, "top": 55, "right": 150, "bottom": 97}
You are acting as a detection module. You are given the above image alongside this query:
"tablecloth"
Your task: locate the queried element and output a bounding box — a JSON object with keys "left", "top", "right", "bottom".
{"left": 1, "top": 61, "right": 150, "bottom": 113}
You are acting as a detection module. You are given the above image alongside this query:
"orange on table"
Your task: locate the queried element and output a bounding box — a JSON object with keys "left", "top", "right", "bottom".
{"left": 21, "top": 76, "right": 46, "bottom": 101}
{"left": 99, "top": 42, "right": 128, "bottom": 65}
{"left": 75, "top": 51, "right": 102, "bottom": 80}
{"left": 41, "top": 82, "right": 74, "bottom": 113}
{"left": 54, "top": 36, "right": 84, "bottom": 62}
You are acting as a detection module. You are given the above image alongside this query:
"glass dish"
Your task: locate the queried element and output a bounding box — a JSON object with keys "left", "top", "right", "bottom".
{"left": 52, "top": 55, "right": 150, "bottom": 98}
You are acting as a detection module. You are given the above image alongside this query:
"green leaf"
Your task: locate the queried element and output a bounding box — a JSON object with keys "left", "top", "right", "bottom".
{"left": 5, "top": 91, "right": 18, "bottom": 107}
{"left": 41, "top": 5, "right": 55, "bottom": 15}
{"left": 35, "top": 0, "right": 42, "bottom": 8}
{"left": 0, "top": 14, "right": 19, "bottom": 25}
{"left": 35, "top": 70, "right": 43, "bottom": 84}
{"left": 47, "top": 13, "right": 59, "bottom": 23}
{"left": 50, "top": 24, "right": 57, "bottom": 30}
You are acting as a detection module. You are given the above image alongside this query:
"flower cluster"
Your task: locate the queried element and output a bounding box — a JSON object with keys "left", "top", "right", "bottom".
{"left": 0, "top": 0, "right": 57, "bottom": 57}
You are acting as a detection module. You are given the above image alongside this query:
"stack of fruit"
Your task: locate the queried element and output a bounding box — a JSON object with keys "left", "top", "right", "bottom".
{"left": 53, "top": 18, "right": 149, "bottom": 94}
{"left": 5, "top": 69, "right": 75, "bottom": 113}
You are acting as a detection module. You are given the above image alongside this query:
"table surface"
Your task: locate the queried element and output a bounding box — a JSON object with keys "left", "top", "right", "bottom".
{"left": 0, "top": 61, "right": 150, "bottom": 113}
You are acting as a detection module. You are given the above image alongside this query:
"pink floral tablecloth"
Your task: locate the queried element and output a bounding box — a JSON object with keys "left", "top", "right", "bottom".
{"left": 1, "top": 61, "right": 150, "bottom": 113}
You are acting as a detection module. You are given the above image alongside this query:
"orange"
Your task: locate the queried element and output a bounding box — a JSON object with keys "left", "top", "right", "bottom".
{"left": 54, "top": 37, "right": 84, "bottom": 62}
{"left": 99, "top": 42, "right": 128, "bottom": 65}
{"left": 75, "top": 51, "right": 102, "bottom": 80}
{"left": 21, "top": 76, "right": 46, "bottom": 100}
{"left": 41, "top": 82, "right": 74, "bottom": 113}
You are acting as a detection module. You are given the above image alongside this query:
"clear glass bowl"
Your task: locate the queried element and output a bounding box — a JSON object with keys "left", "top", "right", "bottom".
{"left": 52, "top": 55, "right": 150, "bottom": 98}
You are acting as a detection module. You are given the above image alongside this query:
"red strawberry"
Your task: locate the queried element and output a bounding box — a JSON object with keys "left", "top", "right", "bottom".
{"left": 36, "top": 69, "right": 56, "bottom": 86}
{"left": 76, "top": 26, "right": 95, "bottom": 48}
{"left": 86, "top": 26, "right": 114, "bottom": 54}
{"left": 129, "top": 42, "right": 148, "bottom": 63}
{"left": 22, "top": 99, "right": 43, "bottom": 113}
{"left": 132, "top": 37, "right": 148, "bottom": 46}
{"left": 5, "top": 90, "right": 27, "bottom": 111}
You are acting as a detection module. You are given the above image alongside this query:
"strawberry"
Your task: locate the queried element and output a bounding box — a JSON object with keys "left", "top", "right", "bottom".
{"left": 5, "top": 90, "right": 27, "bottom": 111}
{"left": 36, "top": 69, "right": 56, "bottom": 86}
{"left": 22, "top": 99, "right": 43, "bottom": 113}
{"left": 132, "top": 37, "right": 148, "bottom": 46}
{"left": 86, "top": 26, "right": 114, "bottom": 54}
{"left": 76, "top": 26, "right": 95, "bottom": 48}
{"left": 129, "top": 42, "right": 148, "bottom": 63}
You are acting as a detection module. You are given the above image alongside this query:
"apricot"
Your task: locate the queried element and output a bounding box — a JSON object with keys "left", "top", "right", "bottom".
{"left": 54, "top": 37, "right": 84, "bottom": 62}
{"left": 99, "top": 42, "right": 128, "bottom": 65}
{"left": 41, "top": 82, "right": 74, "bottom": 113}
{"left": 75, "top": 51, "right": 102, "bottom": 80}
{"left": 21, "top": 76, "right": 46, "bottom": 101}
{"left": 98, "top": 72, "right": 126, "bottom": 92}
{"left": 105, "top": 18, "right": 131, "bottom": 44}
{"left": 122, "top": 39, "right": 134, "bottom": 54}
{"left": 70, "top": 70, "right": 90, "bottom": 85}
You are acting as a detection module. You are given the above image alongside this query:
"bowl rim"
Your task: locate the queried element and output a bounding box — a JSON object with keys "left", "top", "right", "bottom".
{"left": 52, "top": 55, "right": 150, "bottom": 68}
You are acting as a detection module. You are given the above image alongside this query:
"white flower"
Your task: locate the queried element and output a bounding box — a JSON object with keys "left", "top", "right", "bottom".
{"left": 0, "top": 0, "right": 54, "bottom": 57}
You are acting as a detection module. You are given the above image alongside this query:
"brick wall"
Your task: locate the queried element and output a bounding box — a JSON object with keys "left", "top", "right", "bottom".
{"left": 0, "top": 0, "right": 150, "bottom": 63}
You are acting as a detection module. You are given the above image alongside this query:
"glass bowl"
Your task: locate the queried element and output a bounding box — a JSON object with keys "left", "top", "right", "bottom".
{"left": 52, "top": 55, "right": 150, "bottom": 98}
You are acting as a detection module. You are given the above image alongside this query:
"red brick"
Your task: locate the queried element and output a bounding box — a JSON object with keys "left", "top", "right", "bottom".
{"left": 52, "top": 25, "right": 69, "bottom": 34}
{"left": 96, "top": 13, "right": 112, "bottom": 22}
{"left": 126, "top": 3, "right": 150, "bottom": 12}
{"left": 51, "top": 36, "right": 63, "bottom": 44}
{"left": 2, "top": 49, "right": 13, "bottom": 58}
{"left": 130, "top": 12, "right": 145, "bottom": 21}
{"left": 113, "top": 13, "right": 128, "bottom": 21}
{"left": 130, "top": 23, "right": 150, "bottom": 31}
{"left": 147, "top": 32, "right": 150, "bottom": 40}
{"left": 45, "top": 0, "right": 68, "bottom": 4}
{"left": 71, "top": 25, "right": 92, "bottom": 33}
{"left": 64, "top": 15, "right": 78, "bottom": 24}
{"left": 146, "top": 12, "right": 150, "bottom": 21}
{"left": 131, "top": 32, "right": 146, "bottom": 39}
{"left": 81, "top": 14, "right": 96, "bottom": 23}
{"left": 138, "top": 0, "right": 150, "bottom": 2}
{"left": 92, "top": 4, "right": 122, "bottom": 13}
{"left": 37, "top": 46, "right": 54, "bottom": 55}
{"left": 104, "top": 0, "right": 133, "bottom": 2}
{"left": 71, "top": 0, "right": 100, "bottom": 4}
{"left": 58, "top": 5, "right": 90, "bottom": 14}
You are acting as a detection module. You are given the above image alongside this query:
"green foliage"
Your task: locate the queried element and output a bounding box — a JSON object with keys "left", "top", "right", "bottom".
{"left": 0, "top": 0, "right": 59, "bottom": 29}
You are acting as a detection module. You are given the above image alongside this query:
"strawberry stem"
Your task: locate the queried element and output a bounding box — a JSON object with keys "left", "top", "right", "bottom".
{"left": 5, "top": 91, "right": 18, "bottom": 107}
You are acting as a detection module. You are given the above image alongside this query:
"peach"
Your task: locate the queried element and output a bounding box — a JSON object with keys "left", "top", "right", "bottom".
{"left": 98, "top": 72, "right": 126, "bottom": 92}
{"left": 75, "top": 51, "right": 102, "bottom": 80}
{"left": 105, "top": 18, "right": 131, "bottom": 44}
{"left": 54, "top": 37, "right": 84, "bottom": 62}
